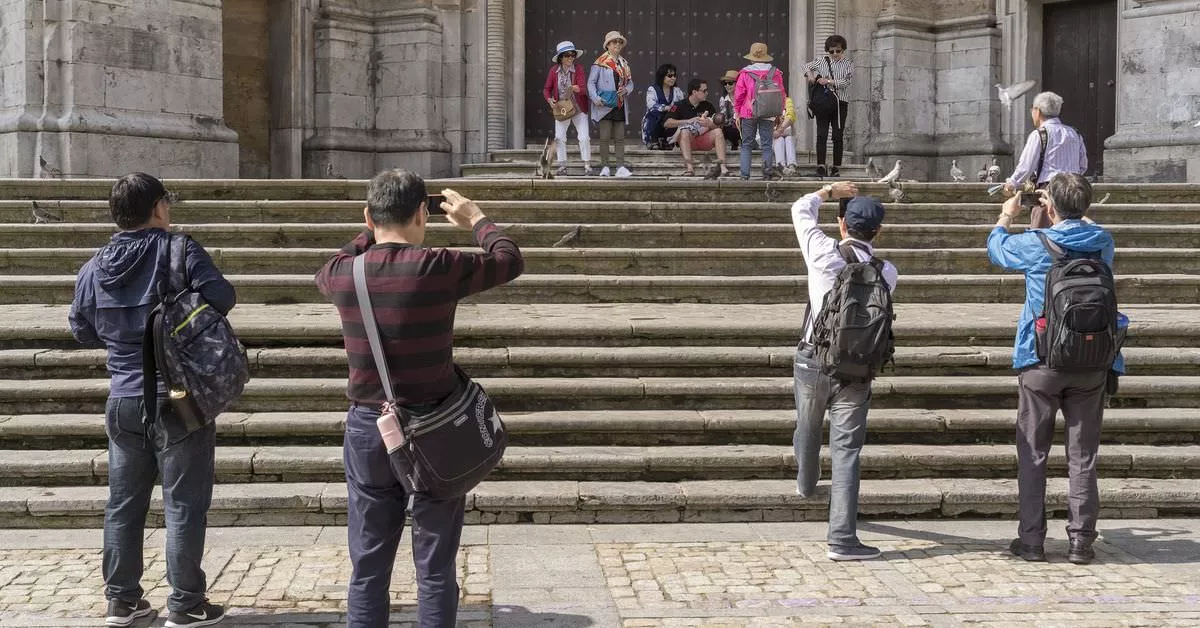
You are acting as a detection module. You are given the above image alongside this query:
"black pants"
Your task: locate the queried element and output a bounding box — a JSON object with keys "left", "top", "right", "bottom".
{"left": 815, "top": 101, "right": 849, "bottom": 167}
{"left": 722, "top": 123, "right": 741, "bottom": 150}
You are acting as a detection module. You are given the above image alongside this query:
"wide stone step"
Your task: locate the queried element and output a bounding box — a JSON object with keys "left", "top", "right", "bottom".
{"left": 5, "top": 273, "right": 1197, "bottom": 305}
{"left": 5, "top": 247, "right": 1195, "bottom": 276}
{"left": 6, "top": 408, "right": 1196, "bottom": 449}
{"left": 1, "top": 477, "right": 1195, "bottom": 527}
{"left": 6, "top": 345, "right": 1199, "bottom": 380}
{"left": 1, "top": 376, "right": 1197, "bottom": 414}
{"left": 3, "top": 303, "right": 1196, "bottom": 349}
{"left": 3, "top": 222, "right": 1198, "bottom": 249}
{"left": 459, "top": 162, "right": 867, "bottom": 179}
{"left": 6, "top": 200, "right": 1194, "bottom": 225}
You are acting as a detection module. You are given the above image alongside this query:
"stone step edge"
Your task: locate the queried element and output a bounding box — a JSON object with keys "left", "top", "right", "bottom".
{"left": 7, "top": 199, "right": 1197, "bottom": 210}
{"left": 1, "top": 478, "right": 1195, "bottom": 526}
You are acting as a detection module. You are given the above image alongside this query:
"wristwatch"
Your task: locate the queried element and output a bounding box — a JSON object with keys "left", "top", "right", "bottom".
{"left": 822, "top": 184, "right": 833, "bottom": 196}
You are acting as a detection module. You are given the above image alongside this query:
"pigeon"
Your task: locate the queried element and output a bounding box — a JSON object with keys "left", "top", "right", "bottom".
{"left": 888, "top": 180, "right": 910, "bottom": 203}
{"left": 1095, "top": 192, "right": 1111, "bottom": 205}
{"left": 995, "top": 80, "right": 1036, "bottom": 109}
{"left": 38, "top": 156, "right": 63, "bottom": 178}
{"left": 865, "top": 157, "right": 882, "bottom": 180}
{"left": 985, "top": 158, "right": 1001, "bottom": 183}
{"left": 534, "top": 137, "right": 556, "bottom": 179}
{"left": 325, "top": 163, "right": 347, "bottom": 180}
{"left": 1193, "top": 120, "right": 1200, "bottom": 127}
{"left": 949, "top": 160, "right": 965, "bottom": 182}
{"left": 31, "top": 200, "right": 62, "bottom": 224}
{"left": 876, "top": 159, "right": 902, "bottom": 184}
{"left": 977, "top": 163, "right": 989, "bottom": 182}
{"left": 552, "top": 225, "right": 582, "bottom": 248}
{"left": 702, "top": 162, "right": 723, "bottom": 180}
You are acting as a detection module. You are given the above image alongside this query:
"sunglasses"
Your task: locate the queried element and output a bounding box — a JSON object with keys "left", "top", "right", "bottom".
{"left": 720, "top": 81, "right": 734, "bottom": 86}
{"left": 828, "top": 48, "right": 844, "bottom": 53}
{"left": 561, "top": 52, "right": 577, "bottom": 58}
{"left": 666, "top": 73, "right": 676, "bottom": 77}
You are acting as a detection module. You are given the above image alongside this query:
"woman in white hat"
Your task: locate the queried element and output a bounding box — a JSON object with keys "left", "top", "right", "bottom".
{"left": 587, "top": 30, "right": 635, "bottom": 177}
{"left": 542, "top": 40, "right": 593, "bottom": 176}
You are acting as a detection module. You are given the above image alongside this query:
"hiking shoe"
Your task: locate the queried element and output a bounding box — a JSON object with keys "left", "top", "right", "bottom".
{"left": 827, "top": 543, "right": 881, "bottom": 561}
{"left": 830, "top": 166, "right": 840, "bottom": 177}
{"left": 816, "top": 165, "right": 827, "bottom": 178}
{"left": 106, "top": 599, "right": 155, "bottom": 627}
{"left": 165, "top": 601, "right": 225, "bottom": 627}
{"left": 615, "top": 166, "right": 632, "bottom": 178}
{"left": 599, "top": 166, "right": 611, "bottom": 177}
{"left": 1008, "top": 538, "right": 1046, "bottom": 562}
{"left": 1068, "top": 538, "right": 1096, "bottom": 565}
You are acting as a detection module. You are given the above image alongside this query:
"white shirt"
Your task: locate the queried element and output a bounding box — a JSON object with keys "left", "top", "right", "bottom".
{"left": 791, "top": 192, "right": 899, "bottom": 342}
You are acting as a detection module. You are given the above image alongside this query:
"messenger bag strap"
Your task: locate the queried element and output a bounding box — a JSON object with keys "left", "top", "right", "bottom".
{"left": 353, "top": 254, "right": 397, "bottom": 406}
{"left": 825, "top": 57, "right": 840, "bottom": 130}
{"left": 1033, "top": 127, "right": 1049, "bottom": 184}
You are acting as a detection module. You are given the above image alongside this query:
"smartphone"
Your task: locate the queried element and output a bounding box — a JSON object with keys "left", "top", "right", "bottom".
{"left": 1018, "top": 191, "right": 1041, "bottom": 208}
{"left": 426, "top": 194, "right": 447, "bottom": 215}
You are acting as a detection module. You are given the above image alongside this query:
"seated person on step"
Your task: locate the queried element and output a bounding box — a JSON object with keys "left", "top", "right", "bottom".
{"left": 663, "top": 78, "right": 731, "bottom": 178}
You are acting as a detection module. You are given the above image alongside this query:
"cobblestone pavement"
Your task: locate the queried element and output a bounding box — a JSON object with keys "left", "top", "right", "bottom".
{"left": 0, "top": 520, "right": 1198, "bottom": 627}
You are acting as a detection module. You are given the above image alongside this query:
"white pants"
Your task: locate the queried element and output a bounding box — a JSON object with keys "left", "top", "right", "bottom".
{"left": 555, "top": 112, "right": 591, "bottom": 165}
{"left": 773, "top": 134, "right": 796, "bottom": 166}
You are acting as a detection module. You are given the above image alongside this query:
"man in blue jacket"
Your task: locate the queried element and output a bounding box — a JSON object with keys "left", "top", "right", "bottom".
{"left": 70, "top": 173, "right": 235, "bottom": 628}
{"left": 987, "top": 172, "right": 1122, "bottom": 566}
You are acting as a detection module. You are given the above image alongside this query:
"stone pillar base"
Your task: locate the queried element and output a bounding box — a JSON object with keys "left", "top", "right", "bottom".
{"left": 1104, "top": 132, "right": 1200, "bottom": 183}
{"left": 20, "top": 132, "right": 239, "bottom": 179}
{"left": 303, "top": 129, "right": 452, "bottom": 179}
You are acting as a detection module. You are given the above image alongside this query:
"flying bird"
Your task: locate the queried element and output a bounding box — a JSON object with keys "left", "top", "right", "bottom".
{"left": 985, "top": 158, "right": 1001, "bottom": 184}
{"left": 995, "top": 80, "right": 1036, "bottom": 109}
{"left": 876, "top": 160, "right": 902, "bottom": 184}
{"left": 865, "top": 157, "right": 882, "bottom": 180}
{"left": 949, "top": 160, "right": 965, "bottom": 182}
{"left": 552, "top": 225, "right": 582, "bottom": 248}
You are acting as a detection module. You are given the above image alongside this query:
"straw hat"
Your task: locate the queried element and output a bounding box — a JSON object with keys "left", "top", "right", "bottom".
{"left": 603, "top": 31, "right": 626, "bottom": 48}
{"left": 552, "top": 40, "right": 581, "bottom": 62}
{"left": 743, "top": 42, "right": 773, "bottom": 63}
{"left": 720, "top": 70, "right": 740, "bottom": 83}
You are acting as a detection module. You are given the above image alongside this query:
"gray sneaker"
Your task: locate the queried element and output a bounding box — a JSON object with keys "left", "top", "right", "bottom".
{"left": 827, "top": 543, "right": 881, "bottom": 561}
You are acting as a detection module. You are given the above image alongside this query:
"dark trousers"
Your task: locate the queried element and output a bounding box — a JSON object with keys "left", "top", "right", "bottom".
{"left": 1016, "top": 365, "right": 1107, "bottom": 546}
{"left": 815, "top": 101, "right": 849, "bottom": 167}
{"left": 103, "top": 396, "right": 215, "bottom": 613}
{"left": 344, "top": 404, "right": 465, "bottom": 628}
{"left": 722, "top": 123, "right": 741, "bottom": 150}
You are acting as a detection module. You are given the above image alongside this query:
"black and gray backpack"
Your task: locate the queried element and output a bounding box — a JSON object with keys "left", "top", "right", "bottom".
{"left": 1035, "top": 232, "right": 1122, "bottom": 371}
{"left": 809, "top": 243, "right": 895, "bottom": 381}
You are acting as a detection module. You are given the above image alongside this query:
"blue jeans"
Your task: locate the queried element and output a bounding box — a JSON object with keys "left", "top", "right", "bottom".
{"left": 792, "top": 347, "right": 871, "bottom": 548}
{"left": 103, "top": 396, "right": 215, "bottom": 612}
{"left": 344, "top": 404, "right": 465, "bottom": 628}
{"left": 739, "top": 117, "right": 776, "bottom": 177}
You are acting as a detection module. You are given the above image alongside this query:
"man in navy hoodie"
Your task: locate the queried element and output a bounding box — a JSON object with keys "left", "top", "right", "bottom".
{"left": 987, "top": 172, "right": 1123, "bottom": 566}
{"left": 70, "top": 173, "right": 235, "bottom": 628}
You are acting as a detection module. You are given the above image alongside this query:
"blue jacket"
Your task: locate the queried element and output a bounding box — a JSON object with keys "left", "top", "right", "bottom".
{"left": 987, "top": 219, "right": 1125, "bottom": 373}
{"left": 69, "top": 229, "right": 237, "bottom": 397}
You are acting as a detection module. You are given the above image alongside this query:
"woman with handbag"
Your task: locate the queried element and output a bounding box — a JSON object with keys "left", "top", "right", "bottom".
{"left": 543, "top": 41, "right": 593, "bottom": 176}
{"left": 805, "top": 35, "right": 854, "bottom": 178}
{"left": 642, "top": 63, "right": 684, "bottom": 149}
{"left": 587, "top": 30, "right": 635, "bottom": 177}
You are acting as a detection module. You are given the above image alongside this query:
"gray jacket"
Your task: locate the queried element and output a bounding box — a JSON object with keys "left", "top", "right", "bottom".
{"left": 587, "top": 59, "right": 635, "bottom": 123}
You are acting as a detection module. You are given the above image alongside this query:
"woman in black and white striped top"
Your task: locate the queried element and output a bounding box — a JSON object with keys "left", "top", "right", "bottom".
{"left": 805, "top": 35, "right": 854, "bottom": 178}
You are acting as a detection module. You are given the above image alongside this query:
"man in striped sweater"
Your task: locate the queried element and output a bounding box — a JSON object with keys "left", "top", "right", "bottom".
{"left": 315, "top": 169, "right": 524, "bottom": 627}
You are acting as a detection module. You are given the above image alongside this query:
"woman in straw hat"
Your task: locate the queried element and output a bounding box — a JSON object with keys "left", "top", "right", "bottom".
{"left": 734, "top": 42, "right": 787, "bottom": 180}
{"left": 587, "top": 30, "right": 635, "bottom": 177}
{"left": 542, "top": 40, "right": 593, "bottom": 176}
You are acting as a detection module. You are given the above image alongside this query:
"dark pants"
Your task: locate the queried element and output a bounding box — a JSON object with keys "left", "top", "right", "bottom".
{"left": 1016, "top": 365, "right": 1107, "bottom": 546}
{"left": 103, "top": 396, "right": 215, "bottom": 613}
{"left": 344, "top": 404, "right": 465, "bottom": 628}
{"left": 815, "top": 101, "right": 849, "bottom": 167}
{"left": 722, "top": 123, "right": 741, "bottom": 150}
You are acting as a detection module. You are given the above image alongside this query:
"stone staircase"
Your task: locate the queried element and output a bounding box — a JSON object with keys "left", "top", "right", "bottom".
{"left": 460, "top": 147, "right": 868, "bottom": 179}
{"left": 0, "top": 178, "right": 1198, "bottom": 528}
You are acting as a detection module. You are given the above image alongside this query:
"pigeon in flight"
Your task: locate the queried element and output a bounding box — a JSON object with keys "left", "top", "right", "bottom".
{"left": 985, "top": 158, "right": 1001, "bottom": 183}
{"left": 949, "top": 160, "right": 965, "bottom": 182}
{"left": 995, "top": 80, "right": 1036, "bottom": 109}
{"left": 865, "top": 157, "right": 882, "bottom": 180}
{"left": 876, "top": 160, "right": 902, "bottom": 184}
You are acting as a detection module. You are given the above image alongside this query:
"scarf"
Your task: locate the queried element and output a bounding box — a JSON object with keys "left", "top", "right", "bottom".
{"left": 594, "top": 52, "right": 630, "bottom": 108}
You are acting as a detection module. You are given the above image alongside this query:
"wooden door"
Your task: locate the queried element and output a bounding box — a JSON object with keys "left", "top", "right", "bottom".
{"left": 1042, "top": 0, "right": 1117, "bottom": 176}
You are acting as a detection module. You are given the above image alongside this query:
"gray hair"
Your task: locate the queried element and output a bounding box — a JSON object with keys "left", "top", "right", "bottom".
{"left": 1032, "top": 91, "right": 1063, "bottom": 118}
{"left": 1046, "top": 172, "right": 1092, "bottom": 219}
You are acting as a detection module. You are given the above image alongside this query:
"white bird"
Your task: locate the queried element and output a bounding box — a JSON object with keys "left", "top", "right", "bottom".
{"left": 995, "top": 80, "right": 1036, "bottom": 109}
{"left": 1096, "top": 192, "right": 1111, "bottom": 205}
{"left": 1193, "top": 120, "right": 1200, "bottom": 127}
{"left": 985, "top": 158, "right": 1001, "bottom": 183}
{"left": 949, "top": 160, "right": 965, "bottom": 182}
{"left": 865, "top": 157, "right": 882, "bottom": 180}
{"left": 876, "top": 159, "right": 902, "bottom": 184}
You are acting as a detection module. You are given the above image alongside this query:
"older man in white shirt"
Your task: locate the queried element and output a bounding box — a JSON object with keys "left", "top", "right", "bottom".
{"left": 791, "top": 182, "right": 898, "bottom": 561}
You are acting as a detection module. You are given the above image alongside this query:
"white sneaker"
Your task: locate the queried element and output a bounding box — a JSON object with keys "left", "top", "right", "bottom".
{"left": 599, "top": 166, "right": 611, "bottom": 177}
{"left": 615, "top": 166, "right": 632, "bottom": 178}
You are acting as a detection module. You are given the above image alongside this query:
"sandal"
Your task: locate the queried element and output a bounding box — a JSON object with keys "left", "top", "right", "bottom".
{"left": 681, "top": 160, "right": 695, "bottom": 177}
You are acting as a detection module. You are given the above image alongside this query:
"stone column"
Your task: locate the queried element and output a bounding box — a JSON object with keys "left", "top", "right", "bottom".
{"left": 3, "top": 0, "right": 239, "bottom": 178}
{"left": 813, "top": 0, "right": 836, "bottom": 57}
{"left": 1103, "top": 0, "right": 1200, "bottom": 182}
{"left": 790, "top": 0, "right": 813, "bottom": 157}
{"left": 485, "top": 0, "right": 507, "bottom": 151}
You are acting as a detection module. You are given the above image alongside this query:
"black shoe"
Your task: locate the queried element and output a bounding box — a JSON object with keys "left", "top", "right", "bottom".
{"left": 165, "top": 601, "right": 225, "bottom": 627}
{"left": 827, "top": 543, "right": 882, "bottom": 561}
{"left": 1008, "top": 538, "right": 1046, "bottom": 561}
{"left": 829, "top": 166, "right": 840, "bottom": 177}
{"left": 106, "top": 599, "right": 155, "bottom": 627}
{"left": 816, "top": 165, "right": 827, "bottom": 178}
{"left": 1068, "top": 538, "right": 1096, "bottom": 564}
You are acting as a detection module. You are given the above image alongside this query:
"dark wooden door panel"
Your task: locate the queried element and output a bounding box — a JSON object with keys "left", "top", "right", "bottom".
{"left": 1042, "top": 0, "right": 1116, "bottom": 176}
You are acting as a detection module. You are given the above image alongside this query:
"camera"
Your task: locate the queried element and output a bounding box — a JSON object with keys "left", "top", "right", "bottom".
{"left": 1018, "top": 191, "right": 1041, "bottom": 208}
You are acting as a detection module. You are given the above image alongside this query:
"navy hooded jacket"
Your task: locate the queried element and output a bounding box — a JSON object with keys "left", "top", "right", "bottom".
{"left": 69, "top": 228, "right": 236, "bottom": 397}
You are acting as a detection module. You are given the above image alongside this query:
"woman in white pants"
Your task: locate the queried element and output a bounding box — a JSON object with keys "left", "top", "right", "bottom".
{"left": 772, "top": 96, "right": 798, "bottom": 176}
{"left": 542, "top": 41, "right": 593, "bottom": 175}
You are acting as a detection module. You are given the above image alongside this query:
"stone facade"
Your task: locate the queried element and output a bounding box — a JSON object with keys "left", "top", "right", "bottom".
{"left": 1, "top": 0, "right": 1197, "bottom": 181}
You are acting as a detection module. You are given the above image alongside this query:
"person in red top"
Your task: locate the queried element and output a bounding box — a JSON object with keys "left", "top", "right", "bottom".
{"left": 315, "top": 169, "right": 524, "bottom": 628}
{"left": 542, "top": 40, "right": 593, "bottom": 175}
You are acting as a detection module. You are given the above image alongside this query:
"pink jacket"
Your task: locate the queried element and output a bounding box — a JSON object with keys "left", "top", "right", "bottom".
{"left": 733, "top": 64, "right": 787, "bottom": 120}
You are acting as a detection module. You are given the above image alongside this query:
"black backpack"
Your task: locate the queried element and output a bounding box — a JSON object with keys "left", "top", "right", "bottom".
{"left": 1035, "top": 232, "right": 1122, "bottom": 371}
{"left": 143, "top": 234, "right": 249, "bottom": 431}
{"left": 809, "top": 243, "right": 895, "bottom": 381}
{"left": 807, "top": 58, "right": 839, "bottom": 119}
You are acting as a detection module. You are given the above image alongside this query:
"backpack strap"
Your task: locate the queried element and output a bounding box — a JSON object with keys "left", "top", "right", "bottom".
{"left": 353, "top": 254, "right": 398, "bottom": 408}
{"left": 142, "top": 233, "right": 188, "bottom": 427}
{"left": 1035, "top": 231, "right": 1065, "bottom": 260}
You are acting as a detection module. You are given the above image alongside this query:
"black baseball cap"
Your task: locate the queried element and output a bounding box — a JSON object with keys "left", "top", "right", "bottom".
{"left": 842, "top": 196, "right": 885, "bottom": 233}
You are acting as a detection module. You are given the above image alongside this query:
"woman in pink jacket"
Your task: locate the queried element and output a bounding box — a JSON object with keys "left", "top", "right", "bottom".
{"left": 542, "top": 40, "right": 593, "bottom": 176}
{"left": 734, "top": 42, "right": 787, "bottom": 180}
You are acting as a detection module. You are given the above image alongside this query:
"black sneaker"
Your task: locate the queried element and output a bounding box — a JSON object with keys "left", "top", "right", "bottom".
{"left": 1008, "top": 538, "right": 1046, "bottom": 562}
{"left": 106, "top": 599, "right": 155, "bottom": 627}
{"left": 827, "top": 543, "right": 882, "bottom": 561}
{"left": 165, "top": 601, "right": 225, "bottom": 627}
{"left": 816, "top": 165, "right": 828, "bottom": 178}
{"left": 829, "top": 166, "right": 840, "bottom": 177}
{"left": 1068, "top": 538, "right": 1096, "bottom": 565}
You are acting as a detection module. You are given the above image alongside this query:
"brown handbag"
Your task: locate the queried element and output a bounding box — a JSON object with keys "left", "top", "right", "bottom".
{"left": 552, "top": 98, "right": 577, "bottom": 121}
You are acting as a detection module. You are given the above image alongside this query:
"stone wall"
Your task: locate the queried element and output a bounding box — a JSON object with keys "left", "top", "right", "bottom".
{"left": 223, "top": 0, "right": 273, "bottom": 178}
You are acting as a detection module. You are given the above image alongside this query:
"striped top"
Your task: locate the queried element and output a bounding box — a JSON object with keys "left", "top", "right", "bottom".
{"left": 1006, "top": 117, "right": 1088, "bottom": 186}
{"left": 315, "top": 220, "right": 524, "bottom": 406}
{"left": 805, "top": 55, "right": 854, "bottom": 100}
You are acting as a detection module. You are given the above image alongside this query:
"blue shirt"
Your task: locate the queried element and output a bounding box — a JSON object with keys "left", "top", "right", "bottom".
{"left": 987, "top": 219, "right": 1124, "bottom": 372}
